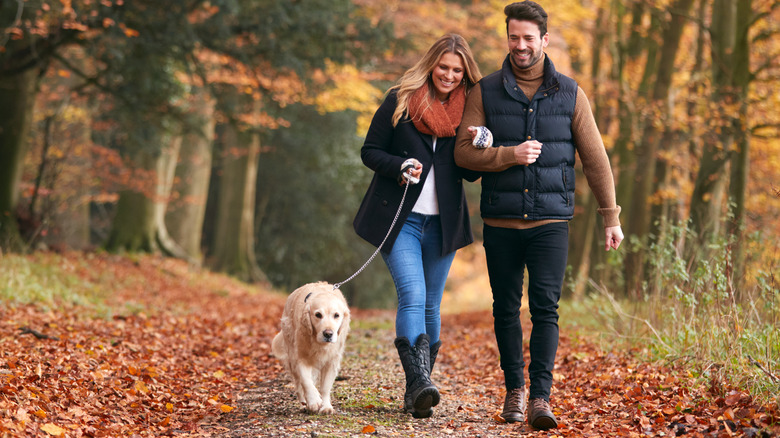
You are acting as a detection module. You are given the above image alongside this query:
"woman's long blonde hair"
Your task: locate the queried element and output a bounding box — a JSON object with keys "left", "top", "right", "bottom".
{"left": 391, "top": 34, "right": 482, "bottom": 127}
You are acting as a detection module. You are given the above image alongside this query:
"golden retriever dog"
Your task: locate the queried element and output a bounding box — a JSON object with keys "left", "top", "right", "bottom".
{"left": 272, "top": 282, "right": 351, "bottom": 414}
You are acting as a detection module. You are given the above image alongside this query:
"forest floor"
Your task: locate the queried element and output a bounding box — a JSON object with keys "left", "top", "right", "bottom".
{"left": 0, "top": 252, "right": 778, "bottom": 437}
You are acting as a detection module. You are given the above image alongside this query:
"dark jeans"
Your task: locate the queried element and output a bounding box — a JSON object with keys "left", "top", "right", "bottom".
{"left": 483, "top": 222, "right": 569, "bottom": 401}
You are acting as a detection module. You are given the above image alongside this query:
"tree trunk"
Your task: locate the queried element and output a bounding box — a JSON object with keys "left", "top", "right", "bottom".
{"left": 105, "top": 146, "right": 160, "bottom": 253}
{"left": 45, "top": 109, "right": 93, "bottom": 251}
{"left": 612, "top": 0, "right": 647, "bottom": 215}
{"left": 688, "top": 0, "right": 738, "bottom": 259}
{"left": 568, "top": 191, "right": 598, "bottom": 298}
{"left": 165, "top": 94, "right": 216, "bottom": 262}
{"left": 207, "top": 119, "right": 264, "bottom": 282}
{"left": 623, "top": 0, "right": 696, "bottom": 296}
{"left": 154, "top": 134, "right": 194, "bottom": 261}
{"left": 727, "top": 0, "right": 752, "bottom": 295}
{"left": 0, "top": 68, "right": 38, "bottom": 252}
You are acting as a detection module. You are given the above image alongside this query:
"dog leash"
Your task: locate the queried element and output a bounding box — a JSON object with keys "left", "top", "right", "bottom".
{"left": 333, "top": 171, "right": 415, "bottom": 291}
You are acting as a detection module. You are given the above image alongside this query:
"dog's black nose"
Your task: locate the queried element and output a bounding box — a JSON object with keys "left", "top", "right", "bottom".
{"left": 323, "top": 330, "right": 333, "bottom": 341}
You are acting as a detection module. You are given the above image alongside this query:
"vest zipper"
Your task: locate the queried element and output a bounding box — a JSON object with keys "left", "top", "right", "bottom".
{"left": 562, "top": 164, "right": 570, "bottom": 207}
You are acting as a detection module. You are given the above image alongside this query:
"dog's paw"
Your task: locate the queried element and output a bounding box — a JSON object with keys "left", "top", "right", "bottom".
{"left": 318, "top": 402, "right": 334, "bottom": 415}
{"left": 304, "top": 395, "right": 323, "bottom": 414}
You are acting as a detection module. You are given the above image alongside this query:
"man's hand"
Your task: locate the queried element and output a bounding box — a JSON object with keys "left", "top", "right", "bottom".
{"left": 514, "top": 140, "right": 543, "bottom": 165}
{"left": 605, "top": 225, "right": 623, "bottom": 251}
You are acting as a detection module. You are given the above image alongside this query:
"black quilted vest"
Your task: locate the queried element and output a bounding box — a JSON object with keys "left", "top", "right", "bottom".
{"left": 480, "top": 55, "right": 578, "bottom": 220}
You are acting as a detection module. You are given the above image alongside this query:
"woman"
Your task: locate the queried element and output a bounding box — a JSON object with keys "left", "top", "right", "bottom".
{"left": 353, "top": 34, "right": 482, "bottom": 418}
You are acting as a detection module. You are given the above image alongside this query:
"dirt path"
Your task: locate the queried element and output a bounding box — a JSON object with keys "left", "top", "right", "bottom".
{"left": 207, "top": 309, "right": 779, "bottom": 437}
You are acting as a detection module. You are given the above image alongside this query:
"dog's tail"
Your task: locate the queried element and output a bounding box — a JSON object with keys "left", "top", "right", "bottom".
{"left": 271, "top": 332, "right": 286, "bottom": 359}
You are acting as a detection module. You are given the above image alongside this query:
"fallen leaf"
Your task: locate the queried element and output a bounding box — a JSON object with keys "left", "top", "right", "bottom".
{"left": 40, "top": 423, "right": 65, "bottom": 436}
{"left": 361, "top": 425, "right": 376, "bottom": 433}
{"left": 134, "top": 380, "right": 149, "bottom": 394}
{"left": 725, "top": 392, "right": 741, "bottom": 406}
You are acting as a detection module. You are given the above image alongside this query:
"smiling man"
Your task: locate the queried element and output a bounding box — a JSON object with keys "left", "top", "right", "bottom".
{"left": 454, "top": 0, "right": 624, "bottom": 431}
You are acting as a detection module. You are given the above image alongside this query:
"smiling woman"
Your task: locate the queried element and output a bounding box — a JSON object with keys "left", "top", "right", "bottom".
{"left": 430, "top": 53, "right": 465, "bottom": 101}
{"left": 352, "top": 33, "right": 482, "bottom": 419}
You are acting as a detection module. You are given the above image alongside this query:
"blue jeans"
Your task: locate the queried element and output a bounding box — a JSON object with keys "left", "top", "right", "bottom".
{"left": 382, "top": 213, "right": 456, "bottom": 347}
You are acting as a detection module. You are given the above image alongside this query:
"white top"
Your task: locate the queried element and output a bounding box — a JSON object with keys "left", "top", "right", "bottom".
{"left": 412, "top": 135, "right": 439, "bottom": 215}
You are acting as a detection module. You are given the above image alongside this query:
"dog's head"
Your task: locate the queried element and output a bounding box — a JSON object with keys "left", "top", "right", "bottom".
{"left": 305, "top": 289, "right": 350, "bottom": 344}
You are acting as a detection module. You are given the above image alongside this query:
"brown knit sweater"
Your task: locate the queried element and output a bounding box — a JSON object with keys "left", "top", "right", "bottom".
{"left": 454, "top": 54, "right": 621, "bottom": 229}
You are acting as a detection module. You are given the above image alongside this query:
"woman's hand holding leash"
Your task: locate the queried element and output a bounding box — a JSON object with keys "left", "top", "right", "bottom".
{"left": 401, "top": 158, "right": 422, "bottom": 185}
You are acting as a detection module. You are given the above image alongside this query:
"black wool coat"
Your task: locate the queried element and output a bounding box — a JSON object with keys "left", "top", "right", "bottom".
{"left": 353, "top": 90, "right": 478, "bottom": 256}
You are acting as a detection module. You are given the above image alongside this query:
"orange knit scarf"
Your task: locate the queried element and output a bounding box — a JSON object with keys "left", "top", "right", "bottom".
{"left": 407, "top": 84, "right": 465, "bottom": 137}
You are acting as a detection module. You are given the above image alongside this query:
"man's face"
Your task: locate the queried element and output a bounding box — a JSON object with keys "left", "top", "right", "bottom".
{"left": 507, "top": 19, "right": 548, "bottom": 69}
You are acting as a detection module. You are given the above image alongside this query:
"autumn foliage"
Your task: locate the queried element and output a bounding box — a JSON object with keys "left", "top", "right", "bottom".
{"left": 1, "top": 252, "right": 778, "bottom": 437}
{"left": 0, "top": 252, "right": 285, "bottom": 436}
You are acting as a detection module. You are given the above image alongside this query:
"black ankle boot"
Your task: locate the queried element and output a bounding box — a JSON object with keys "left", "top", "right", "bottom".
{"left": 395, "top": 335, "right": 439, "bottom": 418}
{"left": 429, "top": 340, "right": 441, "bottom": 375}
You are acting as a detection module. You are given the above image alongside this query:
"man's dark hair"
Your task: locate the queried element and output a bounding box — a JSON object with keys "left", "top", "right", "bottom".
{"left": 504, "top": 1, "right": 548, "bottom": 36}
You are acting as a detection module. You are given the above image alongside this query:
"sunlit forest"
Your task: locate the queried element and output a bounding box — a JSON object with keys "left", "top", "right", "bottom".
{"left": 1, "top": 0, "right": 778, "bottom": 311}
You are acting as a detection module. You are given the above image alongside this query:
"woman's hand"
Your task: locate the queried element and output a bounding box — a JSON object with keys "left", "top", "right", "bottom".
{"left": 468, "top": 126, "right": 493, "bottom": 148}
{"left": 400, "top": 158, "right": 423, "bottom": 184}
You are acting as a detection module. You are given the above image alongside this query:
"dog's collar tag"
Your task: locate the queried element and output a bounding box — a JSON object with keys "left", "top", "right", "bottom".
{"left": 304, "top": 292, "right": 313, "bottom": 302}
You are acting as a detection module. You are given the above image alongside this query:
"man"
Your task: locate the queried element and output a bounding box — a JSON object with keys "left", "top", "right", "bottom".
{"left": 454, "top": 1, "right": 624, "bottom": 431}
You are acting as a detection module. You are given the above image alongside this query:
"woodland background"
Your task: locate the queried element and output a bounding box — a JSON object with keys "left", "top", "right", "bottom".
{"left": 0, "top": 0, "right": 779, "bottom": 355}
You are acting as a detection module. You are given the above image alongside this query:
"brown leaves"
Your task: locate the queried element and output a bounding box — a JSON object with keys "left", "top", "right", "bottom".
{"left": 2, "top": 252, "right": 779, "bottom": 437}
{"left": 0, "top": 252, "right": 284, "bottom": 436}
{"left": 438, "top": 311, "right": 779, "bottom": 437}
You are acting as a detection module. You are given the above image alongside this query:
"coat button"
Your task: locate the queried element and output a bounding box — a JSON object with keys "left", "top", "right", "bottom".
{"left": 524, "top": 214, "right": 528, "bottom": 218}
{"left": 527, "top": 136, "right": 532, "bottom": 140}
{"left": 382, "top": 200, "right": 388, "bottom": 206}
{"left": 529, "top": 109, "right": 533, "bottom": 112}
{"left": 524, "top": 189, "right": 529, "bottom": 193}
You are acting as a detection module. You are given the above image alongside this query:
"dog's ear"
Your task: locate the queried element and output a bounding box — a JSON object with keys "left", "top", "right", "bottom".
{"left": 304, "top": 302, "right": 318, "bottom": 336}
{"left": 338, "top": 306, "right": 351, "bottom": 336}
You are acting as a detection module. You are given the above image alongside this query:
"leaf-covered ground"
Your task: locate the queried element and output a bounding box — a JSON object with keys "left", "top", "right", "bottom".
{"left": 0, "top": 253, "right": 778, "bottom": 437}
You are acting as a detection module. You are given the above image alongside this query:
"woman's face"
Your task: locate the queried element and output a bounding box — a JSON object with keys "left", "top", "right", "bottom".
{"left": 431, "top": 52, "right": 465, "bottom": 101}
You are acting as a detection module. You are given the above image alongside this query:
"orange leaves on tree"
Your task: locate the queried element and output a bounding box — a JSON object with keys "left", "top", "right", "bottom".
{"left": 312, "top": 60, "right": 384, "bottom": 135}
{"left": 119, "top": 23, "right": 139, "bottom": 38}
{"left": 58, "top": 0, "right": 74, "bottom": 15}
{"left": 188, "top": 3, "right": 220, "bottom": 24}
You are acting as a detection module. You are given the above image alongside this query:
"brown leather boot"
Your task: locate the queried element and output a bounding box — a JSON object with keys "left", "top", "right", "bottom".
{"left": 527, "top": 397, "right": 558, "bottom": 430}
{"left": 500, "top": 387, "right": 527, "bottom": 423}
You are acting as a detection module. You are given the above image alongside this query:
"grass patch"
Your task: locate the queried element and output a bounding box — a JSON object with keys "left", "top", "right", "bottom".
{"left": 0, "top": 252, "right": 107, "bottom": 312}
{"left": 563, "top": 224, "right": 780, "bottom": 409}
